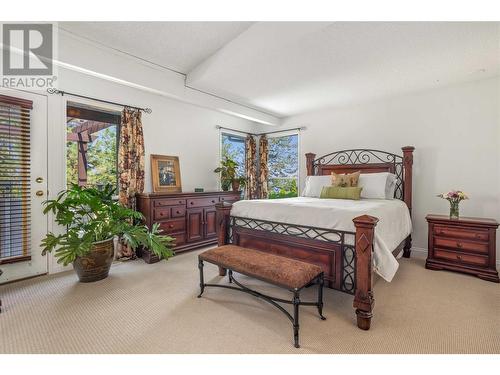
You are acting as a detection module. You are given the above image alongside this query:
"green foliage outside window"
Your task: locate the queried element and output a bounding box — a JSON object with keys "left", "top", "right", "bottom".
{"left": 267, "top": 135, "right": 299, "bottom": 199}
{"left": 67, "top": 123, "right": 118, "bottom": 190}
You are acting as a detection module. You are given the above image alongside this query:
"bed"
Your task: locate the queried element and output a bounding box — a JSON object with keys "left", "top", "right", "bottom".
{"left": 215, "top": 147, "right": 415, "bottom": 330}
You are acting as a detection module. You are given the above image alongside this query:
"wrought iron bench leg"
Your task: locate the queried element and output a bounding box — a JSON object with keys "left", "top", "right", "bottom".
{"left": 197, "top": 259, "right": 205, "bottom": 298}
{"left": 317, "top": 273, "right": 326, "bottom": 320}
{"left": 293, "top": 290, "right": 300, "bottom": 348}
{"left": 228, "top": 269, "right": 233, "bottom": 284}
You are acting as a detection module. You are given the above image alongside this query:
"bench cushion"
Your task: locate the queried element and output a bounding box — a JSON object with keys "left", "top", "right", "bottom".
{"left": 199, "top": 245, "right": 323, "bottom": 289}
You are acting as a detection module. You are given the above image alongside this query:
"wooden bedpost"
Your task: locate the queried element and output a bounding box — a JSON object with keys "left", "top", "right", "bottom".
{"left": 215, "top": 202, "right": 232, "bottom": 276}
{"left": 402, "top": 146, "right": 415, "bottom": 258}
{"left": 305, "top": 153, "right": 316, "bottom": 176}
{"left": 352, "top": 214, "right": 378, "bottom": 330}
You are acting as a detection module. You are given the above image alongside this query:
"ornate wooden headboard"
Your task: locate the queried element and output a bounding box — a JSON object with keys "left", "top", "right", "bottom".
{"left": 305, "top": 147, "right": 415, "bottom": 214}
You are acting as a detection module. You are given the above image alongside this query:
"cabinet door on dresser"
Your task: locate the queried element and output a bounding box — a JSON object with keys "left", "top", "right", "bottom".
{"left": 187, "top": 208, "right": 204, "bottom": 242}
{"left": 204, "top": 207, "right": 217, "bottom": 239}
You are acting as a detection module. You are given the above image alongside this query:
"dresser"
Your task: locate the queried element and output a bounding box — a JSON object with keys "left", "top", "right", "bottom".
{"left": 136, "top": 191, "right": 240, "bottom": 263}
{"left": 426, "top": 214, "right": 499, "bottom": 283}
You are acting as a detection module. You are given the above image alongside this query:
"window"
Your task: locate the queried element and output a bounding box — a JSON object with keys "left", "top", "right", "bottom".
{"left": 0, "top": 95, "right": 32, "bottom": 262}
{"left": 66, "top": 104, "right": 120, "bottom": 190}
{"left": 267, "top": 134, "right": 299, "bottom": 199}
{"left": 221, "top": 132, "right": 246, "bottom": 177}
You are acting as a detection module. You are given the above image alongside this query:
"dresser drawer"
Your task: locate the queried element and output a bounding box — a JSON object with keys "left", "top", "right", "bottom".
{"left": 434, "top": 248, "right": 488, "bottom": 267}
{"left": 434, "top": 237, "right": 489, "bottom": 255}
{"left": 159, "top": 219, "right": 186, "bottom": 234}
{"left": 171, "top": 206, "right": 186, "bottom": 218}
{"left": 434, "top": 225, "right": 489, "bottom": 242}
{"left": 154, "top": 198, "right": 186, "bottom": 207}
{"left": 187, "top": 197, "right": 218, "bottom": 208}
{"left": 153, "top": 207, "right": 170, "bottom": 221}
{"left": 219, "top": 195, "right": 239, "bottom": 203}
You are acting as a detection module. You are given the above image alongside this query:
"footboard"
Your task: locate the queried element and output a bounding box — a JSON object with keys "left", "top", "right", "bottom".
{"left": 215, "top": 203, "right": 378, "bottom": 330}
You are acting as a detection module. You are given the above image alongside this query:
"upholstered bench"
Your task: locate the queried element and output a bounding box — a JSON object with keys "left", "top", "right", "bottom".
{"left": 197, "top": 245, "right": 326, "bottom": 348}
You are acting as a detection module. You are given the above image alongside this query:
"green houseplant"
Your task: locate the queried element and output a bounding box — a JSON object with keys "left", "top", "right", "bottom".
{"left": 214, "top": 157, "right": 244, "bottom": 192}
{"left": 41, "top": 184, "right": 175, "bottom": 282}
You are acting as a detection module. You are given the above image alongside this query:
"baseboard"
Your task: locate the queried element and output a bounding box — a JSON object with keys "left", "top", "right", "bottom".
{"left": 410, "top": 246, "right": 500, "bottom": 267}
{"left": 410, "top": 247, "right": 428, "bottom": 259}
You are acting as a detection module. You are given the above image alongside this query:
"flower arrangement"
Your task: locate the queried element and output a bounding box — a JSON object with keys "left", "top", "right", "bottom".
{"left": 437, "top": 190, "right": 469, "bottom": 219}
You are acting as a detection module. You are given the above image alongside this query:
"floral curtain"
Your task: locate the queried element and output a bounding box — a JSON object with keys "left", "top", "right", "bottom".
{"left": 258, "top": 135, "right": 269, "bottom": 199}
{"left": 245, "top": 135, "right": 257, "bottom": 199}
{"left": 117, "top": 108, "right": 145, "bottom": 259}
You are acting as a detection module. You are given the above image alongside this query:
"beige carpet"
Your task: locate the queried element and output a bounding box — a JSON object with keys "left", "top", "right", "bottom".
{"left": 0, "top": 248, "right": 499, "bottom": 354}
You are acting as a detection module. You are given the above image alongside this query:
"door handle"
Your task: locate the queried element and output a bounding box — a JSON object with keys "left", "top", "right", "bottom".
{"left": 36, "top": 177, "right": 44, "bottom": 183}
{"left": 36, "top": 190, "right": 44, "bottom": 197}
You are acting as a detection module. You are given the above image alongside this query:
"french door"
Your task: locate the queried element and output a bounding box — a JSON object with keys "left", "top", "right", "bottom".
{"left": 0, "top": 89, "right": 48, "bottom": 283}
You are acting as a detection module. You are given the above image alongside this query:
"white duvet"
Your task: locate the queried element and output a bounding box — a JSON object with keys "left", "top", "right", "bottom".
{"left": 230, "top": 197, "right": 412, "bottom": 282}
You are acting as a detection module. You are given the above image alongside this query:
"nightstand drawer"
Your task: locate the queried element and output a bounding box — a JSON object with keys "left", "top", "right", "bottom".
{"left": 434, "top": 225, "right": 489, "bottom": 242}
{"left": 434, "top": 248, "right": 488, "bottom": 267}
{"left": 434, "top": 237, "right": 489, "bottom": 254}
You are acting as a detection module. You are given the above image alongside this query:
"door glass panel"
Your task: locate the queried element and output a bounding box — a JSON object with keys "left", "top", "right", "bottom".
{"left": 0, "top": 96, "right": 32, "bottom": 264}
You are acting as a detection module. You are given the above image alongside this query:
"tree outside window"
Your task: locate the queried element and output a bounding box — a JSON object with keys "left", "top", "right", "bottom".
{"left": 267, "top": 134, "right": 299, "bottom": 199}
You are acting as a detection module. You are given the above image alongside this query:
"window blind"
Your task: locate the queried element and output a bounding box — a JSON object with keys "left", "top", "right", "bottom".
{"left": 0, "top": 94, "right": 33, "bottom": 264}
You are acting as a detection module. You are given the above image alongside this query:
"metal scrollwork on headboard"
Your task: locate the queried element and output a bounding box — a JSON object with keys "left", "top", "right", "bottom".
{"left": 311, "top": 149, "right": 405, "bottom": 200}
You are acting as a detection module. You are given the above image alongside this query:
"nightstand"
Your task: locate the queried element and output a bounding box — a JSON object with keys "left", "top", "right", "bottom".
{"left": 426, "top": 214, "right": 499, "bottom": 282}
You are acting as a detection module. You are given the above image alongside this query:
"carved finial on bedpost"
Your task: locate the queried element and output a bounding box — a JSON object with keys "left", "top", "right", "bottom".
{"left": 305, "top": 153, "right": 316, "bottom": 176}
{"left": 401, "top": 146, "right": 414, "bottom": 215}
{"left": 352, "top": 214, "right": 378, "bottom": 331}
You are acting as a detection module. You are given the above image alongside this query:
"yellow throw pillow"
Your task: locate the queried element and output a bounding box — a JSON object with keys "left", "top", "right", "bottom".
{"left": 320, "top": 186, "right": 363, "bottom": 200}
{"left": 331, "top": 171, "right": 360, "bottom": 187}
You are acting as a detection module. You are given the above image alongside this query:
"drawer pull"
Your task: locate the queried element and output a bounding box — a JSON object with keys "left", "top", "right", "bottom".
{"left": 456, "top": 255, "right": 462, "bottom": 260}
{"left": 475, "top": 234, "right": 481, "bottom": 239}
{"left": 176, "top": 210, "right": 181, "bottom": 214}
{"left": 169, "top": 224, "right": 174, "bottom": 228}
{"left": 438, "top": 230, "right": 444, "bottom": 235}
{"left": 160, "top": 212, "right": 164, "bottom": 216}
{"left": 190, "top": 202, "right": 194, "bottom": 205}
{"left": 179, "top": 201, "right": 183, "bottom": 204}
{"left": 211, "top": 200, "right": 215, "bottom": 203}
{"left": 456, "top": 242, "right": 463, "bottom": 248}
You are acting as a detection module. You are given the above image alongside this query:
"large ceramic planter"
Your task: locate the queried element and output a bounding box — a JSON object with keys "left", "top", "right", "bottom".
{"left": 73, "top": 238, "right": 114, "bottom": 282}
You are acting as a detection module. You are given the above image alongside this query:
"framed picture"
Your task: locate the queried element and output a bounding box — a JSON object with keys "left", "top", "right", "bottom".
{"left": 151, "top": 154, "right": 182, "bottom": 193}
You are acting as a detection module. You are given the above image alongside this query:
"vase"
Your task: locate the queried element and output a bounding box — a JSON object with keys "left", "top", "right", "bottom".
{"left": 449, "top": 201, "right": 459, "bottom": 219}
{"left": 73, "top": 238, "right": 114, "bottom": 282}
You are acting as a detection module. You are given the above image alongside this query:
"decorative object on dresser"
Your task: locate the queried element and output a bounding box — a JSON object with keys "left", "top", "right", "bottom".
{"left": 214, "top": 156, "right": 245, "bottom": 192}
{"left": 151, "top": 154, "right": 182, "bottom": 193}
{"left": 437, "top": 190, "right": 469, "bottom": 219}
{"left": 136, "top": 191, "right": 241, "bottom": 263}
{"left": 426, "top": 214, "right": 499, "bottom": 283}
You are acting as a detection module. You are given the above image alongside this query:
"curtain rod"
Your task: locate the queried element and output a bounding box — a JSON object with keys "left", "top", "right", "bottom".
{"left": 216, "top": 125, "right": 306, "bottom": 137}
{"left": 47, "top": 88, "right": 152, "bottom": 114}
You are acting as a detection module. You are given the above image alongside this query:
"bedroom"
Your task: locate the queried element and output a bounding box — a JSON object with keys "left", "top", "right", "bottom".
{"left": 0, "top": 1, "right": 499, "bottom": 372}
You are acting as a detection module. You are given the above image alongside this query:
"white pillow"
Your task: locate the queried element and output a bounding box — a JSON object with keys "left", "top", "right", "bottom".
{"left": 385, "top": 173, "right": 397, "bottom": 199}
{"left": 302, "top": 175, "right": 331, "bottom": 198}
{"left": 358, "top": 172, "right": 396, "bottom": 199}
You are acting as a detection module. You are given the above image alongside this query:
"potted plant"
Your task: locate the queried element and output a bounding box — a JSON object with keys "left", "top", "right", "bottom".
{"left": 214, "top": 157, "right": 238, "bottom": 191}
{"left": 231, "top": 176, "right": 246, "bottom": 192}
{"left": 41, "top": 184, "right": 175, "bottom": 282}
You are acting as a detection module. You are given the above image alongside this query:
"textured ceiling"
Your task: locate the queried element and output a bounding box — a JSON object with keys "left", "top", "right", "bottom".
{"left": 60, "top": 22, "right": 500, "bottom": 118}
{"left": 59, "top": 21, "right": 253, "bottom": 73}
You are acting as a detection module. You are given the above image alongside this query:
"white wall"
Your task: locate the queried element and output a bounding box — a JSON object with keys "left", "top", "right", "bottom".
{"left": 280, "top": 77, "right": 500, "bottom": 259}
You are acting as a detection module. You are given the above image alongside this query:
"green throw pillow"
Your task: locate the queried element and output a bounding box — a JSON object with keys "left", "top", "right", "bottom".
{"left": 320, "top": 186, "right": 363, "bottom": 200}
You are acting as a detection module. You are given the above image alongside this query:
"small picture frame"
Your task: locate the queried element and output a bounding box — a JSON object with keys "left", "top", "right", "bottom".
{"left": 151, "top": 154, "right": 182, "bottom": 193}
